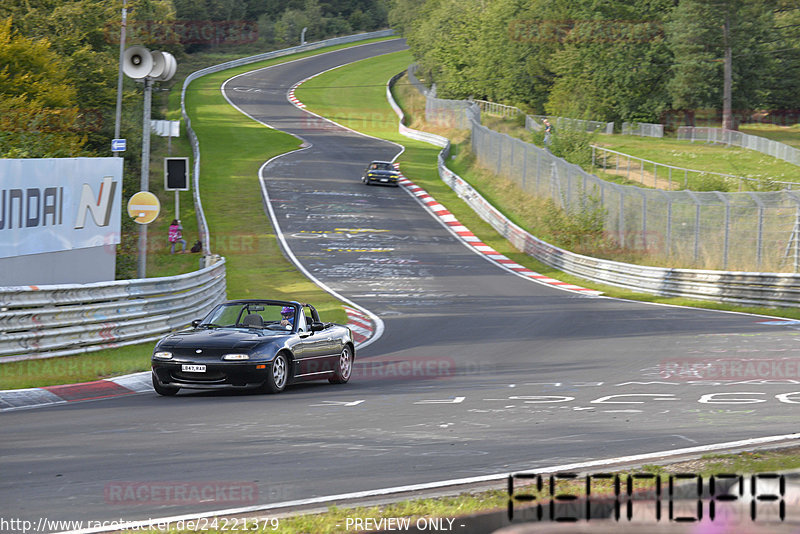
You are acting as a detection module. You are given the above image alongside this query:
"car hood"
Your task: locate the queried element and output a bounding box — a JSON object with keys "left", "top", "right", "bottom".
{"left": 157, "top": 328, "right": 281, "bottom": 350}
{"left": 366, "top": 169, "right": 398, "bottom": 175}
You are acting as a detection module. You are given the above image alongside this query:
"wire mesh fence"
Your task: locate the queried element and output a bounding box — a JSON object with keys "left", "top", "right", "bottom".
{"left": 622, "top": 122, "right": 664, "bottom": 138}
{"left": 678, "top": 127, "right": 800, "bottom": 167}
{"left": 590, "top": 146, "right": 797, "bottom": 191}
{"left": 425, "top": 96, "right": 800, "bottom": 272}
{"left": 526, "top": 115, "right": 614, "bottom": 135}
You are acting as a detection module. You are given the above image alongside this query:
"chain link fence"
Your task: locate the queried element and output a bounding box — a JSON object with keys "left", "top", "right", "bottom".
{"left": 622, "top": 122, "right": 664, "bottom": 138}
{"left": 590, "top": 146, "right": 797, "bottom": 191}
{"left": 678, "top": 127, "right": 800, "bottom": 167}
{"left": 526, "top": 115, "right": 614, "bottom": 135}
{"left": 424, "top": 95, "right": 800, "bottom": 272}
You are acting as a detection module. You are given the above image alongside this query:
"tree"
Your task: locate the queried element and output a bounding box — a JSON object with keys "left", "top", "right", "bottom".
{"left": 0, "top": 18, "right": 87, "bottom": 157}
{"left": 667, "top": 0, "right": 774, "bottom": 129}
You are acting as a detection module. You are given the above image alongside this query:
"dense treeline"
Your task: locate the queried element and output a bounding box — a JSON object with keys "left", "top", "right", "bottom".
{"left": 1, "top": 0, "right": 387, "bottom": 279}
{"left": 391, "top": 0, "right": 800, "bottom": 127}
{"left": 0, "top": 0, "right": 389, "bottom": 159}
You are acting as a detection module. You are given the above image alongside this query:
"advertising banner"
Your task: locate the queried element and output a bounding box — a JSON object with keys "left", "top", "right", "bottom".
{"left": 0, "top": 158, "right": 123, "bottom": 259}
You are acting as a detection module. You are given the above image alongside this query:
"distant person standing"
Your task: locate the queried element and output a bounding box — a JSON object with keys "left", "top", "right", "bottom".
{"left": 168, "top": 219, "right": 186, "bottom": 254}
{"left": 543, "top": 119, "right": 553, "bottom": 147}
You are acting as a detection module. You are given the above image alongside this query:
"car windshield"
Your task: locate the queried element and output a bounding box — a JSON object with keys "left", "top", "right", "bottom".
{"left": 199, "top": 302, "right": 300, "bottom": 331}
{"left": 370, "top": 162, "right": 394, "bottom": 171}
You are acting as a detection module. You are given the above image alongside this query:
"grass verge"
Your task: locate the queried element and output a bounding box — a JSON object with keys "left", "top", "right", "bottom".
{"left": 295, "top": 53, "right": 800, "bottom": 323}
{"left": 593, "top": 133, "right": 800, "bottom": 190}
{"left": 0, "top": 37, "right": 396, "bottom": 390}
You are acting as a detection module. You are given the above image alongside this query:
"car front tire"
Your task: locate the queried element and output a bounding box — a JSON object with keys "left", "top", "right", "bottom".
{"left": 263, "top": 353, "right": 289, "bottom": 393}
{"left": 152, "top": 373, "right": 180, "bottom": 396}
{"left": 329, "top": 345, "right": 353, "bottom": 384}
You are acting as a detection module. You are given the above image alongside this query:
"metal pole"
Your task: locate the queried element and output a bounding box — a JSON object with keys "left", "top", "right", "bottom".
{"left": 653, "top": 163, "right": 658, "bottom": 188}
{"left": 522, "top": 141, "right": 527, "bottom": 190}
{"left": 757, "top": 206, "right": 763, "bottom": 270}
{"left": 138, "top": 77, "right": 152, "bottom": 279}
{"left": 641, "top": 192, "right": 647, "bottom": 251}
{"left": 715, "top": 192, "right": 730, "bottom": 270}
{"left": 113, "top": 0, "right": 127, "bottom": 157}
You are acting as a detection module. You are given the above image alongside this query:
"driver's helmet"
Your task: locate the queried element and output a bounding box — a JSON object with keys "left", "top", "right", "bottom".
{"left": 280, "top": 306, "right": 294, "bottom": 318}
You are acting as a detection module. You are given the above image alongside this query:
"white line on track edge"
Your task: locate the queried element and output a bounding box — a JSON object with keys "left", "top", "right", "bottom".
{"left": 59, "top": 432, "right": 800, "bottom": 533}
{"left": 79, "top": 42, "right": 800, "bottom": 534}
{"left": 219, "top": 47, "right": 406, "bottom": 349}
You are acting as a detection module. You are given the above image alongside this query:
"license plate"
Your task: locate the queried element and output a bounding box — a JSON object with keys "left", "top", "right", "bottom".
{"left": 381, "top": 178, "right": 388, "bottom": 182}
{"left": 182, "top": 364, "right": 206, "bottom": 372}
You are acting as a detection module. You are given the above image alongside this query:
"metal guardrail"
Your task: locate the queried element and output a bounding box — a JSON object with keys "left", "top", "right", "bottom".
{"left": 0, "top": 33, "right": 395, "bottom": 365}
{"left": 0, "top": 259, "right": 227, "bottom": 362}
{"left": 389, "top": 69, "right": 800, "bottom": 308}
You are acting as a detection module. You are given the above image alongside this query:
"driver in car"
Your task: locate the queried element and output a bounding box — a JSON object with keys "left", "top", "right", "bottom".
{"left": 280, "top": 306, "right": 295, "bottom": 328}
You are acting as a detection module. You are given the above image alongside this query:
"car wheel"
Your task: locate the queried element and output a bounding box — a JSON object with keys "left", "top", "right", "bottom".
{"left": 329, "top": 345, "right": 353, "bottom": 384}
{"left": 152, "top": 373, "right": 179, "bottom": 396}
{"left": 263, "top": 353, "right": 289, "bottom": 393}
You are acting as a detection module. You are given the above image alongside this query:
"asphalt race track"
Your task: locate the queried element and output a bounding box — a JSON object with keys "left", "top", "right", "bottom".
{"left": 2, "top": 39, "right": 800, "bottom": 529}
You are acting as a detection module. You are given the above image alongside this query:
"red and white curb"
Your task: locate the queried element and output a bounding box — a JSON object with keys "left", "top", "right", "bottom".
{"left": 0, "top": 372, "right": 152, "bottom": 411}
{"left": 394, "top": 166, "right": 601, "bottom": 295}
{"left": 0, "top": 313, "right": 377, "bottom": 411}
{"left": 287, "top": 84, "right": 306, "bottom": 109}
{"left": 345, "top": 306, "right": 375, "bottom": 345}
{"left": 287, "top": 83, "right": 600, "bottom": 296}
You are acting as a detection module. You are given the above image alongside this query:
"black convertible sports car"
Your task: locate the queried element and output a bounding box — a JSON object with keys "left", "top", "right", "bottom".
{"left": 151, "top": 299, "right": 355, "bottom": 395}
{"left": 362, "top": 160, "right": 400, "bottom": 186}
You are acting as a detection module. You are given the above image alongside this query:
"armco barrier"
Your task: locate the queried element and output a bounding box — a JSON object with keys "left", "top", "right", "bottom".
{"left": 388, "top": 70, "right": 800, "bottom": 308}
{"left": 0, "top": 259, "right": 226, "bottom": 362}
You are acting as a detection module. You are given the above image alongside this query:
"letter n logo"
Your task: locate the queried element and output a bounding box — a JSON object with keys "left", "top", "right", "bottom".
{"left": 74, "top": 177, "right": 117, "bottom": 229}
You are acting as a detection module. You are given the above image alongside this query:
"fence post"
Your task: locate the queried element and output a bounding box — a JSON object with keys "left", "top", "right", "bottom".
{"left": 660, "top": 191, "right": 672, "bottom": 258}
{"left": 521, "top": 140, "right": 527, "bottom": 190}
{"left": 627, "top": 155, "right": 631, "bottom": 181}
{"left": 497, "top": 133, "right": 502, "bottom": 174}
{"left": 747, "top": 193, "right": 765, "bottom": 271}
{"left": 619, "top": 189, "right": 626, "bottom": 249}
{"left": 641, "top": 191, "right": 648, "bottom": 251}
{"left": 654, "top": 163, "right": 658, "bottom": 188}
{"left": 715, "top": 192, "right": 731, "bottom": 269}
{"left": 686, "top": 190, "right": 701, "bottom": 264}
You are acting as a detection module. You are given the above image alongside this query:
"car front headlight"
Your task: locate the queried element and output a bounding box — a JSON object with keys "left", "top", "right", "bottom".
{"left": 153, "top": 351, "right": 173, "bottom": 359}
{"left": 222, "top": 353, "right": 250, "bottom": 361}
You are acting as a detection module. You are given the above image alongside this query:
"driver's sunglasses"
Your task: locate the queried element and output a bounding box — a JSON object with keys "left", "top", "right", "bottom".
{"left": 281, "top": 312, "right": 293, "bottom": 317}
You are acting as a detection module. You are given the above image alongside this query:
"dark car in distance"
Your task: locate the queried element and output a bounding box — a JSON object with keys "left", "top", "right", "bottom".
{"left": 362, "top": 160, "right": 400, "bottom": 186}
{"left": 151, "top": 299, "right": 355, "bottom": 395}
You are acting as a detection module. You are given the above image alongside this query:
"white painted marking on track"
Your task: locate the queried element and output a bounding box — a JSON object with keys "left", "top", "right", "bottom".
{"left": 414, "top": 396, "right": 465, "bottom": 404}
{"left": 70, "top": 431, "right": 800, "bottom": 534}
{"left": 309, "top": 400, "right": 365, "bottom": 407}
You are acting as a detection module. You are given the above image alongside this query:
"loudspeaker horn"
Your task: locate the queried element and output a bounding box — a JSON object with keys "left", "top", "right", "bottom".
{"left": 149, "top": 50, "right": 167, "bottom": 79}
{"left": 123, "top": 46, "right": 153, "bottom": 79}
{"left": 154, "top": 52, "right": 177, "bottom": 82}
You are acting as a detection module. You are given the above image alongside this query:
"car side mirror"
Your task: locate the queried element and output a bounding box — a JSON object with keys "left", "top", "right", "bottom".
{"left": 310, "top": 322, "right": 324, "bottom": 332}
{"left": 191, "top": 319, "right": 202, "bottom": 328}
